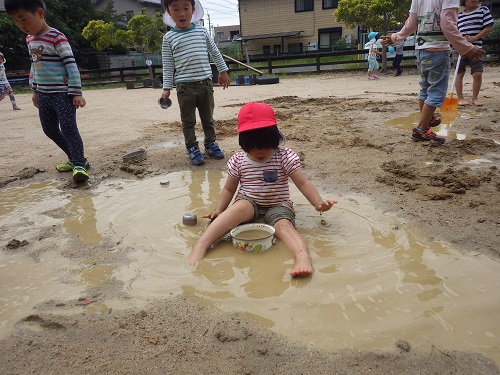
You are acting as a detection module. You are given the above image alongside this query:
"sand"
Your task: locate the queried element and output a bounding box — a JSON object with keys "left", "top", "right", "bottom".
{"left": 1, "top": 67, "right": 499, "bottom": 374}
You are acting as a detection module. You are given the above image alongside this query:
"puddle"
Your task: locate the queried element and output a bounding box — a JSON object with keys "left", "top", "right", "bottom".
{"left": 1, "top": 171, "right": 500, "bottom": 365}
{"left": 383, "top": 110, "right": 477, "bottom": 141}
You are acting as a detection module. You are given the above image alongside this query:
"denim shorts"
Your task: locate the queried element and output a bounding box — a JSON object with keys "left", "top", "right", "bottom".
{"left": 237, "top": 196, "right": 296, "bottom": 227}
{"left": 416, "top": 49, "right": 450, "bottom": 108}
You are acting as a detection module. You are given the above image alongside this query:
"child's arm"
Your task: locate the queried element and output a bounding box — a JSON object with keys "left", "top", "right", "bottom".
{"left": 204, "top": 29, "right": 230, "bottom": 89}
{"left": 466, "top": 26, "right": 492, "bottom": 43}
{"left": 290, "top": 169, "right": 336, "bottom": 212}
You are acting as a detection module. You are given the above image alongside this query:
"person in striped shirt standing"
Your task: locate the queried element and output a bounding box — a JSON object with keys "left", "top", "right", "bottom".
{"left": 160, "top": 0, "right": 230, "bottom": 166}
{"left": 188, "top": 102, "right": 336, "bottom": 277}
{"left": 5, "top": 0, "right": 90, "bottom": 183}
{"left": 455, "top": 0, "right": 494, "bottom": 106}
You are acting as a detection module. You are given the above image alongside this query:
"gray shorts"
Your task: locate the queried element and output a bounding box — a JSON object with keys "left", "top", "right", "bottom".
{"left": 237, "top": 197, "right": 296, "bottom": 227}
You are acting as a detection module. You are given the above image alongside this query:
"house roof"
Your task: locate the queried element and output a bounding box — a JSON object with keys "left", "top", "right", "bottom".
{"left": 234, "top": 31, "right": 303, "bottom": 42}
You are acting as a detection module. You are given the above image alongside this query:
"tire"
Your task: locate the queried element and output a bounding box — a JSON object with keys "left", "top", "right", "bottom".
{"left": 255, "top": 75, "right": 279, "bottom": 85}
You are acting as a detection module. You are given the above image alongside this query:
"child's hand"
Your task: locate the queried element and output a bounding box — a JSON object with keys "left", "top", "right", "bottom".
{"left": 202, "top": 210, "right": 221, "bottom": 220}
{"left": 32, "top": 92, "right": 39, "bottom": 108}
{"left": 73, "top": 95, "right": 86, "bottom": 109}
{"left": 218, "top": 71, "right": 230, "bottom": 89}
{"left": 315, "top": 200, "right": 337, "bottom": 213}
{"left": 161, "top": 89, "right": 171, "bottom": 100}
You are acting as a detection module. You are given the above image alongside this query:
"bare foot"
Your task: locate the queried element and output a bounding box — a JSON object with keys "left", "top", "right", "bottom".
{"left": 458, "top": 100, "right": 469, "bottom": 106}
{"left": 290, "top": 256, "right": 314, "bottom": 277}
{"left": 472, "top": 99, "right": 483, "bottom": 106}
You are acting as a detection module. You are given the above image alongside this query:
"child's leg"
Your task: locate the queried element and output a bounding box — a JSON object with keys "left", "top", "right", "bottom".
{"left": 471, "top": 71, "right": 483, "bottom": 106}
{"left": 188, "top": 199, "right": 254, "bottom": 264}
{"left": 197, "top": 80, "right": 217, "bottom": 147}
{"left": 177, "top": 83, "right": 199, "bottom": 149}
{"left": 0, "top": 84, "right": 5, "bottom": 102}
{"left": 38, "top": 93, "right": 86, "bottom": 166}
{"left": 4, "top": 82, "right": 18, "bottom": 106}
{"left": 273, "top": 218, "right": 313, "bottom": 277}
{"left": 455, "top": 72, "right": 467, "bottom": 105}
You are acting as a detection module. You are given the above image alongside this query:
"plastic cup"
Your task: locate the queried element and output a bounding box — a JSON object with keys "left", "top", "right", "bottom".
{"left": 158, "top": 97, "right": 172, "bottom": 109}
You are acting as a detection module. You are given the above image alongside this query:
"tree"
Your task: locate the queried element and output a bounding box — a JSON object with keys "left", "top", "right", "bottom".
{"left": 335, "top": 0, "right": 412, "bottom": 70}
{"left": 114, "top": 12, "right": 164, "bottom": 55}
{"left": 82, "top": 11, "right": 164, "bottom": 55}
{"left": 82, "top": 20, "right": 117, "bottom": 51}
{"left": 335, "top": 0, "right": 411, "bottom": 33}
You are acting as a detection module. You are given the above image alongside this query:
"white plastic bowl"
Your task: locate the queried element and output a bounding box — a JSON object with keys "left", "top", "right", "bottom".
{"left": 230, "top": 223, "right": 275, "bottom": 253}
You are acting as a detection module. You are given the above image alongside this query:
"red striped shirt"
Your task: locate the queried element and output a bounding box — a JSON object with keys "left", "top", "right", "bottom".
{"left": 227, "top": 148, "right": 300, "bottom": 207}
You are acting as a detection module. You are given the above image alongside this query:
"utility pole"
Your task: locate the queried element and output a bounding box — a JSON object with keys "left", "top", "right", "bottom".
{"left": 207, "top": 12, "right": 211, "bottom": 38}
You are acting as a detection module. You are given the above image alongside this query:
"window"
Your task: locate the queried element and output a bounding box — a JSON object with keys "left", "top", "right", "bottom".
{"left": 274, "top": 45, "right": 282, "bottom": 55}
{"left": 126, "top": 10, "right": 134, "bottom": 20}
{"left": 323, "top": 0, "right": 339, "bottom": 9}
{"left": 318, "top": 27, "right": 342, "bottom": 50}
{"left": 288, "top": 43, "right": 303, "bottom": 53}
{"left": 295, "top": 0, "right": 313, "bottom": 12}
{"left": 263, "top": 45, "right": 271, "bottom": 55}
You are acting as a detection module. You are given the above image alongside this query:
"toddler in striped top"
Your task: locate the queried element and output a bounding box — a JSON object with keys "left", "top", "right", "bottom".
{"left": 188, "top": 102, "right": 336, "bottom": 277}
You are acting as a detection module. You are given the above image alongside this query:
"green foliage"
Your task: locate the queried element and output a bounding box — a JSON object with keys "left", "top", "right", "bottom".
{"left": 82, "top": 12, "right": 165, "bottom": 55}
{"left": 82, "top": 20, "right": 116, "bottom": 50}
{"left": 0, "top": 14, "right": 28, "bottom": 69}
{"left": 121, "top": 13, "right": 164, "bottom": 54}
{"left": 335, "top": 0, "right": 412, "bottom": 34}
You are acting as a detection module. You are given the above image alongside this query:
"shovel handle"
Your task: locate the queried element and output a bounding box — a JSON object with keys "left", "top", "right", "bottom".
{"left": 449, "top": 55, "right": 461, "bottom": 96}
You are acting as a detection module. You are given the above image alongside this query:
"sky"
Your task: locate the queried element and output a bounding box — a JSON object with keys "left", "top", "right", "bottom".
{"left": 200, "top": 0, "right": 240, "bottom": 27}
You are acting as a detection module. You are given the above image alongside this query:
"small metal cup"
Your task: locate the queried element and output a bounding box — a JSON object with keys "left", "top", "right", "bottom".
{"left": 158, "top": 97, "right": 172, "bottom": 109}
{"left": 182, "top": 213, "right": 197, "bottom": 226}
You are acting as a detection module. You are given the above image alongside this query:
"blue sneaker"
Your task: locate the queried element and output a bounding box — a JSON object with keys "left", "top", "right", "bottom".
{"left": 188, "top": 146, "right": 205, "bottom": 165}
{"left": 205, "top": 142, "right": 224, "bottom": 159}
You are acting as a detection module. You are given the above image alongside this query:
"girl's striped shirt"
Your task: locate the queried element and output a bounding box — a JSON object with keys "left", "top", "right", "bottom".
{"left": 227, "top": 148, "right": 301, "bottom": 208}
{"left": 458, "top": 6, "right": 494, "bottom": 48}
{"left": 26, "top": 28, "right": 82, "bottom": 95}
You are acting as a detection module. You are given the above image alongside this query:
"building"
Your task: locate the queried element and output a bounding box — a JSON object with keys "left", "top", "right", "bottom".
{"left": 93, "top": 0, "right": 164, "bottom": 23}
{"left": 214, "top": 25, "right": 241, "bottom": 44}
{"left": 236, "top": 0, "right": 357, "bottom": 57}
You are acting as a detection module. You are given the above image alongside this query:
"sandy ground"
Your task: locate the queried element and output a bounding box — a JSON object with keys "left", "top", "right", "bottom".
{"left": 1, "top": 67, "right": 500, "bottom": 374}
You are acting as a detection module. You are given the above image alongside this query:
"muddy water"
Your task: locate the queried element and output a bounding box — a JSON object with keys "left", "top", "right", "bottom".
{"left": 1, "top": 171, "right": 500, "bottom": 364}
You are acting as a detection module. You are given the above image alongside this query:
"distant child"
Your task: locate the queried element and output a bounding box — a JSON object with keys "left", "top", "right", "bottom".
{"left": 187, "top": 102, "right": 337, "bottom": 277}
{"left": 392, "top": 40, "right": 405, "bottom": 76}
{"left": 455, "top": 0, "right": 494, "bottom": 106}
{"left": 0, "top": 52, "right": 21, "bottom": 110}
{"left": 365, "top": 32, "right": 382, "bottom": 80}
{"left": 5, "top": 0, "right": 90, "bottom": 182}
{"left": 382, "top": 0, "right": 485, "bottom": 143}
{"left": 160, "top": 0, "right": 231, "bottom": 166}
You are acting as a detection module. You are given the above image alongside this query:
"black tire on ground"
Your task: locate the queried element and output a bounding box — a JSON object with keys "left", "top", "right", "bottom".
{"left": 255, "top": 75, "right": 279, "bottom": 85}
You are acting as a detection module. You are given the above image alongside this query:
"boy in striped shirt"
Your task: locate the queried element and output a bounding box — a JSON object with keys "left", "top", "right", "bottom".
{"left": 455, "top": 0, "right": 494, "bottom": 106}
{"left": 5, "top": 0, "right": 90, "bottom": 183}
{"left": 160, "top": 0, "right": 230, "bottom": 166}
{"left": 188, "top": 102, "right": 336, "bottom": 277}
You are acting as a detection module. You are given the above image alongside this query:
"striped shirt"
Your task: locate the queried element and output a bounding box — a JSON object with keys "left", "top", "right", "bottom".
{"left": 0, "top": 63, "right": 8, "bottom": 85}
{"left": 458, "top": 6, "right": 494, "bottom": 47}
{"left": 26, "top": 28, "right": 82, "bottom": 95}
{"left": 161, "top": 24, "right": 228, "bottom": 90}
{"left": 227, "top": 148, "right": 301, "bottom": 208}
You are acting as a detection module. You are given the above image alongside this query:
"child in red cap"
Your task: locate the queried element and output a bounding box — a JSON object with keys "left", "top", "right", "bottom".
{"left": 188, "top": 102, "right": 336, "bottom": 277}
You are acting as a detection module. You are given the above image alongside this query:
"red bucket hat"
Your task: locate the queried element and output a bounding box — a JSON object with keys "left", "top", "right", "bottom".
{"left": 237, "top": 102, "right": 277, "bottom": 133}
